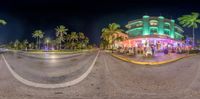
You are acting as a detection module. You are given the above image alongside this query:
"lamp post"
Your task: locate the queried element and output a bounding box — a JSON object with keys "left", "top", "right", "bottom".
{"left": 47, "top": 39, "right": 49, "bottom": 50}
{"left": 45, "top": 38, "right": 50, "bottom": 51}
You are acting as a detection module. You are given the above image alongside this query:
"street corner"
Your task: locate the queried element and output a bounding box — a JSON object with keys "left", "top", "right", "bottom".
{"left": 110, "top": 52, "right": 193, "bottom": 66}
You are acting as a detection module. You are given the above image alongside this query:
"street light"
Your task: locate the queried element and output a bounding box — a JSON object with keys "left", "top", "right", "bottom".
{"left": 45, "top": 38, "right": 50, "bottom": 51}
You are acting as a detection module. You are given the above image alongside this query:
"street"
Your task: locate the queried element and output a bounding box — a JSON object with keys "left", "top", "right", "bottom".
{"left": 0, "top": 51, "right": 200, "bottom": 99}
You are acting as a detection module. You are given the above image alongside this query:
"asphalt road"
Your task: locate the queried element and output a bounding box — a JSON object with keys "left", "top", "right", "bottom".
{"left": 0, "top": 51, "right": 200, "bottom": 99}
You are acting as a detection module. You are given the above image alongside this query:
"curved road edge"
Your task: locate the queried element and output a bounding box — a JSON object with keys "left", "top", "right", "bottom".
{"left": 111, "top": 53, "right": 197, "bottom": 66}
{"left": 1, "top": 50, "right": 100, "bottom": 89}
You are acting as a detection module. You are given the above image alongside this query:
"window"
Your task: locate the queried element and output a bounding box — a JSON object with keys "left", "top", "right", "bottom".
{"left": 164, "top": 22, "right": 171, "bottom": 29}
{"left": 164, "top": 29, "right": 170, "bottom": 36}
{"left": 150, "top": 27, "right": 158, "bottom": 35}
{"left": 136, "top": 23, "right": 143, "bottom": 27}
{"left": 150, "top": 20, "right": 158, "bottom": 26}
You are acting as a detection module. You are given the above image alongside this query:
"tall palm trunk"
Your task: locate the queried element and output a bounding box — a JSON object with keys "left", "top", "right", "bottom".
{"left": 37, "top": 37, "right": 39, "bottom": 49}
{"left": 39, "top": 39, "right": 40, "bottom": 49}
{"left": 193, "top": 27, "right": 195, "bottom": 48}
{"left": 60, "top": 41, "right": 62, "bottom": 50}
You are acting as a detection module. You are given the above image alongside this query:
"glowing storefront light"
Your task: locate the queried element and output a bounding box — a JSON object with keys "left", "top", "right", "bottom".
{"left": 126, "top": 16, "right": 183, "bottom": 39}
{"left": 117, "top": 16, "right": 185, "bottom": 50}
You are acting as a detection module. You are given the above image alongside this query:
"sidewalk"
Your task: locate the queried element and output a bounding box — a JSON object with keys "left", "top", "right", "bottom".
{"left": 111, "top": 52, "right": 192, "bottom": 65}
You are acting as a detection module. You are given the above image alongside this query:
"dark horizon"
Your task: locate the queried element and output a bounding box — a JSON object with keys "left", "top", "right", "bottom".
{"left": 0, "top": 0, "right": 200, "bottom": 45}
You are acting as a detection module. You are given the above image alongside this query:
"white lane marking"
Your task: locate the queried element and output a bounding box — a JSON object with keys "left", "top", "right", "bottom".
{"left": 2, "top": 51, "right": 100, "bottom": 88}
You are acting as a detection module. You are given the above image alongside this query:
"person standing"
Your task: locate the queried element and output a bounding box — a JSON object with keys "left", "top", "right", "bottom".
{"left": 151, "top": 45, "right": 155, "bottom": 55}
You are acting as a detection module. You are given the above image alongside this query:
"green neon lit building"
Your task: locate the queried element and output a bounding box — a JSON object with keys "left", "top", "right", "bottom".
{"left": 125, "top": 15, "right": 184, "bottom": 40}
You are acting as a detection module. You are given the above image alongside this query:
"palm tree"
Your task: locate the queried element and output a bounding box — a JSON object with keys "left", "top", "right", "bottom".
{"left": 70, "top": 32, "right": 78, "bottom": 50}
{"left": 14, "top": 40, "right": 20, "bottom": 50}
{"left": 38, "top": 32, "right": 44, "bottom": 49}
{"left": 78, "top": 32, "right": 86, "bottom": 49}
{"left": 100, "top": 40, "right": 109, "bottom": 49}
{"left": 23, "top": 39, "right": 29, "bottom": 51}
{"left": 77, "top": 42, "right": 82, "bottom": 49}
{"left": 0, "top": 19, "right": 6, "bottom": 25}
{"left": 32, "top": 30, "right": 44, "bottom": 49}
{"left": 29, "top": 42, "right": 35, "bottom": 49}
{"left": 55, "top": 25, "right": 68, "bottom": 50}
{"left": 83, "top": 37, "right": 89, "bottom": 48}
{"left": 66, "top": 34, "right": 71, "bottom": 42}
{"left": 78, "top": 32, "right": 85, "bottom": 40}
{"left": 55, "top": 38, "right": 61, "bottom": 50}
{"left": 50, "top": 40, "right": 55, "bottom": 50}
{"left": 113, "top": 36, "right": 126, "bottom": 50}
{"left": 178, "top": 12, "right": 200, "bottom": 47}
{"left": 101, "top": 23, "right": 123, "bottom": 50}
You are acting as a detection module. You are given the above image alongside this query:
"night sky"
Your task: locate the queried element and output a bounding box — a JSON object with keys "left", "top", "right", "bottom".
{"left": 0, "top": 0, "right": 200, "bottom": 45}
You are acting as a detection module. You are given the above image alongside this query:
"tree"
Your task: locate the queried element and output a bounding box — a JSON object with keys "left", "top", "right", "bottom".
{"left": 14, "top": 40, "right": 20, "bottom": 50}
{"left": 101, "top": 23, "right": 123, "bottom": 51}
{"left": 70, "top": 32, "right": 78, "bottom": 50}
{"left": 78, "top": 32, "right": 85, "bottom": 40}
{"left": 32, "top": 30, "right": 44, "bottom": 49}
{"left": 83, "top": 37, "right": 89, "bottom": 48}
{"left": 55, "top": 25, "right": 68, "bottom": 50}
{"left": 50, "top": 40, "right": 55, "bottom": 50}
{"left": 19, "top": 43, "right": 24, "bottom": 50}
{"left": 22, "top": 39, "right": 29, "bottom": 50}
{"left": 77, "top": 42, "right": 82, "bottom": 49}
{"left": 0, "top": 19, "right": 6, "bottom": 25}
{"left": 55, "top": 38, "right": 61, "bottom": 50}
{"left": 29, "top": 42, "right": 35, "bottom": 49}
{"left": 78, "top": 32, "right": 86, "bottom": 49}
{"left": 178, "top": 12, "right": 200, "bottom": 47}
{"left": 66, "top": 34, "right": 71, "bottom": 42}
{"left": 100, "top": 40, "right": 109, "bottom": 49}
{"left": 8, "top": 41, "right": 14, "bottom": 49}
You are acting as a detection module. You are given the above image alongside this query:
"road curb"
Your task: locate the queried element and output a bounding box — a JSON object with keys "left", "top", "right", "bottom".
{"left": 111, "top": 53, "right": 196, "bottom": 65}
{"left": 2, "top": 50, "right": 100, "bottom": 88}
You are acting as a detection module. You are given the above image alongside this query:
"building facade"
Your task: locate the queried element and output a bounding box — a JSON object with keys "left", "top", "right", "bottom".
{"left": 118, "top": 15, "right": 185, "bottom": 51}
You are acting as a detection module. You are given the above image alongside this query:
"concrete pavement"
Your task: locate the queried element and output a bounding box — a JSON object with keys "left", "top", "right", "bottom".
{"left": 0, "top": 51, "right": 200, "bottom": 98}
{"left": 2, "top": 51, "right": 99, "bottom": 87}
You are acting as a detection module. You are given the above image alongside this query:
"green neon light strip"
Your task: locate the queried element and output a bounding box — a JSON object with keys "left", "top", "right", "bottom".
{"left": 143, "top": 15, "right": 149, "bottom": 35}
{"left": 127, "top": 21, "right": 143, "bottom": 26}
{"left": 171, "top": 20, "right": 175, "bottom": 22}
{"left": 143, "top": 15, "right": 149, "bottom": 18}
{"left": 175, "top": 32, "right": 184, "bottom": 37}
{"left": 150, "top": 26, "right": 158, "bottom": 29}
{"left": 164, "top": 29, "right": 170, "bottom": 31}
{"left": 158, "top": 16, "right": 164, "bottom": 35}
{"left": 164, "top": 22, "right": 171, "bottom": 26}
{"left": 158, "top": 16, "right": 164, "bottom": 19}
{"left": 175, "top": 26, "right": 184, "bottom": 32}
{"left": 126, "top": 27, "right": 143, "bottom": 33}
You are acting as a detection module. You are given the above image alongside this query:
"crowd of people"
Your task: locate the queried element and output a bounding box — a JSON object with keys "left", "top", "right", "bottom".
{"left": 117, "top": 44, "right": 191, "bottom": 57}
